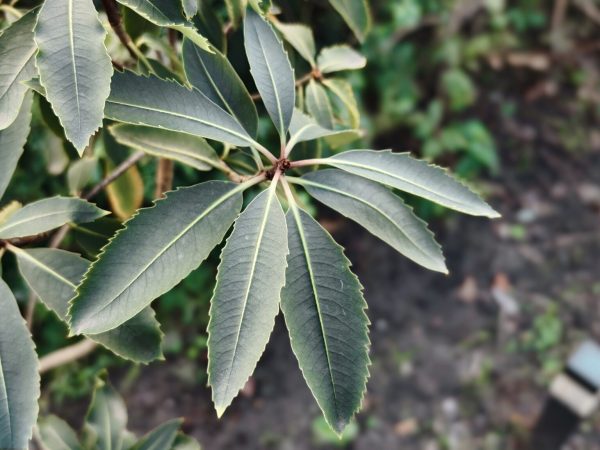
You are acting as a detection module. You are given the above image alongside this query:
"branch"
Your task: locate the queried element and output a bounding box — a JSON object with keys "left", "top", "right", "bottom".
{"left": 39, "top": 339, "right": 98, "bottom": 374}
{"left": 154, "top": 158, "right": 174, "bottom": 198}
{"left": 83, "top": 151, "right": 145, "bottom": 200}
{"left": 101, "top": 0, "right": 137, "bottom": 60}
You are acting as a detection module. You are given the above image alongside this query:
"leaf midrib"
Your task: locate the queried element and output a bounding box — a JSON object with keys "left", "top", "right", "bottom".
{"left": 0, "top": 208, "right": 89, "bottom": 236}
{"left": 294, "top": 177, "right": 437, "bottom": 262}
{"left": 67, "top": 0, "right": 82, "bottom": 133}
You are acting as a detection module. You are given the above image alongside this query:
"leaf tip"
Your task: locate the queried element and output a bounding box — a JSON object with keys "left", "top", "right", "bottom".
{"left": 215, "top": 405, "right": 227, "bottom": 418}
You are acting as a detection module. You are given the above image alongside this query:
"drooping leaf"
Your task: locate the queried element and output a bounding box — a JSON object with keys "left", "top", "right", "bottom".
{"left": 13, "top": 247, "right": 163, "bottom": 363}
{"left": 34, "top": 0, "right": 113, "bottom": 153}
{"left": 281, "top": 206, "right": 369, "bottom": 434}
{"left": 306, "top": 79, "right": 334, "bottom": 129}
{"left": 0, "top": 8, "right": 37, "bottom": 130}
{"left": 294, "top": 170, "right": 447, "bottom": 273}
{"left": 194, "top": 2, "right": 226, "bottom": 52}
{"left": 244, "top": 8, "right": 295, "bottom": 140}
{"left": 208, "top": 186, "right": 288, "bottom": 416}
{"left": 272, "top": 21, "right": 316, "bottom": 67}
{"left": 37, "top": 415, "right": 83, "bottom": 450}
{"left": 83, "top": 375, "right": 128, "bottom": 450}
{"left": 110, "top": 124, "right": 220, "bottom": 171}
{"left": 328, "top": 0, "right": 372, "bottom": 42}
{"left": 131, "top": 418, "right": 182, "bottom": 450}
{"left": 181, "top": 0, "right": 198, "bottom": 20}
{"left": 0, "top": 197, "right": 109, "bottom": 239}
{"left": 325, "top": 150, "right": 500, "bottom": 217}
{"left": 286, "top": 108, "right": 359, "bottom": 152}
{"left": 183, "top": 39, "right": 258, "bottom": 137}
{"left": 322, "top": 78, "right": 359, "bottom": 129}
{"left": 69, "top": 181, "right": 247, "bottom": 335}
{"left": 316, "top": 45, "right": 366, "bottom": 74}
{"left": 105, "top": 71, "right": 257, "bottom": 148}
{"left": 0, "top": 278, "right": 40, "bottom": 449}
{"left": 116, "top": 0, "right": 211, "bottom": 51}
{"left": 0, "top": 91, "right": 32, "bottom": 199}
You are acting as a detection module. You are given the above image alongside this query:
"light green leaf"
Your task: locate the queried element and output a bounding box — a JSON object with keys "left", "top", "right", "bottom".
{"left": 131, "top": 418, "right": 182, "bottom": 450}
{"left": 0, "top": 197, "right": 109, "bottom": 239}
{"left": 105, "top": 71, "right": 257, "bottom": 148}
{"left": 325, "top": 150, "right": 500, "bottom": 217}
{"left": 0, "top": 278, "right": 40, "bottom": 450}
{"left": 317, "top": 45, "right": 366, "bottom": 74}
{"left": 67, "top": 157, "right": 98, "bottom": 195}
{"left": 183, "top": 39, "right": 258, "bottom": 137}
{"left": 0, "top": 201, "right": 22, "bottom": 226}
{"left": 208, "top": 186, "right": 288, "bottom": 416}
{"left": 306, "top": 79, "right": 334, "bottom": 129}
{"left": 244, "top": 8, "right": 295, "bottom": 140}
{"left": 181, "top": 0, "right": 198, "bottom": 19}
{"left": 116, "top": 0, "right": 211, "bottom": 51}
{"left": 328, "top": 0, "right": 372, "bottom": 42}
{"left": 286, "top": 108, "right": 359, "bottom": 153}
{"left": 13, "top": 247, "right": 163, "bottom": 363}
{"left": 293, "top": 170, "right": 447, "bottom": 273}
{"left": 34, "top": 0, "right": 113, "bottom": 153}
{"left": 272, "top": 21, "right": 316, "bottom": 67}
{"left": 110, "top": 124, "right": 220, "bottom": 171}
{"left": 0, "top": 8, "right": 37, "bottom": 130}
{"left": 83, "top": 375, "right": 128, "bottom": 450}
{"left": 322, "top": 78, "right": 359, "bottom": 129}
{"left": 69, "top": 181, "right": 248, "bottom": 335}
{"left": 281, "top": 206, "right": 369, "bottom": 434}
{"left": 37, "top": 415, "right": 83, "bottom": 450}
{"left": 224, "top": 0, "right": 246, "bottom": 28}
{"left": 0, "top": 91, "right": 32, "bottom": 199}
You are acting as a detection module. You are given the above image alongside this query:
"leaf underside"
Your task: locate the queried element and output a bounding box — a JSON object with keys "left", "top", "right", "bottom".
{"left": 208, "top": 187, "right": 288, "bottom": 416}
{"left": 69, "top": 181, "right": 244, "bottom": 335}
{"left": 0, "top": 278, "right": 40, "bottom": 449}
{"left": 14, "top": 247, "right": 163, "bottom": 363}
{"left": 34, "top": 0, "right": 113, "bottom": 152}
{"left": 281, "top": 207, "right": 369, "bottom": 434}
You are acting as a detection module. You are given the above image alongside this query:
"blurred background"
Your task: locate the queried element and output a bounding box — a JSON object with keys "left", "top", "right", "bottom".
{"left": 4, "top": 0, "right": 600, "bottom": 448}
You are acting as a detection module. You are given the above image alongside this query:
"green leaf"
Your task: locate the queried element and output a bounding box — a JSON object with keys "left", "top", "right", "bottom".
{"left": 322, "top": 78, "right": 360, "bottom": 129}
{"left": 0, "top": 278, "right": 40, "bottom": 450}
{"left": 293, "top": 169, "right": 447, "bottom": 273}
{"left": 34, "top": 0, "right": 113, "bottom": 153}
{"left": 181, "top": 0, "right": 198, "bottom": 20}
{"left": 328, "top": 0, "right": 372, "bottom": 43}
{"left": 37, "top": 415, "right": 83, "bottom": 450}
{"left": 12, "top": 247, "right": 163, "bottom": 363}
{"left": 105, "top": 71, "right": 257, "bottom": 148}
{"left": 325, "top": 150, "right": 500, "bottom": 217}
{"left": 194, "top": 2, "right": 226, "bottom": 52}
{"left": 0, "top": 197, "right": 109, "bottom": 239}
{"left": 67, "top": 157, "right": 98, "bottom": 195}
{"left": 172, "top": 435, "right": 202, "bottom": 450}
{"left": 116, "top": 0, "right": 211, "bottom": 51}
{"left": 224, "top": 0, "right": 246, "bottom": 28}
{"left": 281, "top": 206, "right": 369, "bottom": 434}
{"left": 306, "top": 79, "right": 334, "bottom": 129}
{"left": 208, "top": 185, "right": 288, "bottom": 416}
{"left": 244, "top": 8, "right": 295, "bottom": 140}
{"left": 317, "top": 45, "right": 366, "bottom": 74}
{"left": 0, "top": 91, "right": 32, "bottom": 199}
{"left": 69, "top": 181, "right": 247, "bottom": 335}
{"left": 0, "top": 8, "right": 37, "bottom": 130}
{"left": 183, "top": 39, "right": 258, "bottom": 137}
{"left": 110, "top": 124, "right": 220, "bottom": 171}
{"left": 131, "top": 418, "right": 182, "bottom": 450}
{"left": 286, "top": 108, "right": 359, "bottom": 153}
{"left": 83, "top": 375, "right": 128, "bottom": 450}
{"left": 272, "top": 21, "right": 316, "bottom": 67}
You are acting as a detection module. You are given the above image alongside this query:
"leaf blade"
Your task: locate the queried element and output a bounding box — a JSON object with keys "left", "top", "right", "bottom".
{"left": 272, "top": 21, "right": 316, "bottom": 66}
{"left": 306, "top": 79, "right": 334, "bottom": 129}
{"left": 244, "top": 8, "right": 295, "bottom": 139}
{"left": 0, "top": 197, "right": 109, "bottom": 239}
{"left": 328, "top": 0, "right": 371, "bottom": 43}
{"left": 105, "top": 71, "right": 256, "bottom": 148}
{"left": 131, "top": 418, "right": 182, "bottom": 450}
{"left": 0, "top": 278, "right": 40, "bottom": 449}
{"left": 317, "top": 45, "right": 366, "bottom": 74}
{"left": 326, "top": 150, "right": 500, "bottom": 217}
{"left": 281, "top": 206, "right": 369, "bottom": 434}
{"left": 34, "top": 0, "right": 113, "bottom": 153}
{"left": 37, "top": 415, "right": 83, "bottom": 450}
{"left": 69, "top": 181, "right": 246, "bottom": 335}
{"left": 208, "top": 186, "right": 288, "bottom": 415}
{"left": 297, "top": 169, "right": 447, "bottom": 273}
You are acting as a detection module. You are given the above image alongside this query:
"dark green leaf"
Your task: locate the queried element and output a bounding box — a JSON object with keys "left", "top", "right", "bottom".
{"left": 131, "top": 418, "right": 182, "bottom": 450}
